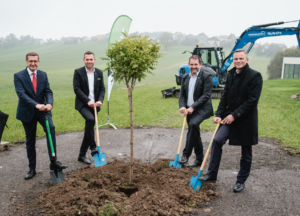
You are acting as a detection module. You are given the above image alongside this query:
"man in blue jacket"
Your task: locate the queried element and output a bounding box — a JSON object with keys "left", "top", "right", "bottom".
{"left": 14, "top": 52, "right": 67, "bottom": 180}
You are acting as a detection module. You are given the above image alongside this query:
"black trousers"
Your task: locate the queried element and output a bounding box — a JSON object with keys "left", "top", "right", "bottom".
{"left": 22, "top": 111, "right": 56, "bottom": 170}
{"left": 78, "top": 106, "right": 98, "bottom": 156}
{"left": 182, "top": 112, "right": 203, "bottom": 161}
{"left": 207, "top": 124, "right": 252, "bottom": 183}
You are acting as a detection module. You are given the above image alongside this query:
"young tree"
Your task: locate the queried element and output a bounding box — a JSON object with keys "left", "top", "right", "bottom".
{"left": 102, "top": 32, "right": 163, "bottom": 184}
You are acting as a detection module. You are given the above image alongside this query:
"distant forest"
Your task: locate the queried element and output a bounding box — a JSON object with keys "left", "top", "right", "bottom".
{"left": 0, "top": 31, "right": 291, "bottom": 58}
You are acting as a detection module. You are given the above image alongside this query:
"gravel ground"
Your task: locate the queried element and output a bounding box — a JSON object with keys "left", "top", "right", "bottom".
{"left": 0, "top": 127, "right": 300, "bottom": 215}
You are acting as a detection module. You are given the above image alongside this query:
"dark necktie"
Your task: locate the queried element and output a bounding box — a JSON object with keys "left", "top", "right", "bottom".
{"left": 32, "top": 73, "right": 37, "bottom": 95}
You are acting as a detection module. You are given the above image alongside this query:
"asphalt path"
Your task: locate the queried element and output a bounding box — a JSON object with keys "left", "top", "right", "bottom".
{"left": 0, "top": 127, "right": 300, "bottom": 215}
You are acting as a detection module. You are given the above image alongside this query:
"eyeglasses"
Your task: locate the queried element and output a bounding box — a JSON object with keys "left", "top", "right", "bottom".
{"left": 27, "top": 60, "right": 39, "bottom": 63}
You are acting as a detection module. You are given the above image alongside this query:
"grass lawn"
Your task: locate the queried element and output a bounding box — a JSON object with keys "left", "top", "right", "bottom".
{"left": 1, "top": 42, "right": 299, "bottom": 153}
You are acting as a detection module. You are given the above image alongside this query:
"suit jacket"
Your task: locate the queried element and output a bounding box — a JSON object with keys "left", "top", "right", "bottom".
{"left": 73, "top": 67, "right": 105, "bottom": 112}
{"left": 215, "top": 63, "right": 263, "bottom": 146}
{"left": 14, "top": 68, "right": 53, "bottom": 123}
{"left": 179, "top": 67, "right": 214, "bottom": 123}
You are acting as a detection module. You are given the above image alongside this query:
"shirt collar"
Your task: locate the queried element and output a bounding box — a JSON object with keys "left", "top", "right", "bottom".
{"left": 85, "top": 67, "right": 95, "bottom": 73}
{"left": 189, "top": 70, "right": 200, "bottom": 77}
{"left": 27, "top": 67, "right": 37, "bottom": 74}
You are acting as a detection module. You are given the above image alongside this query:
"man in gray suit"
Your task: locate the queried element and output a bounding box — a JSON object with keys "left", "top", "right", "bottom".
{"left": 178, "top": 55, "right": 213, "bottom": 167}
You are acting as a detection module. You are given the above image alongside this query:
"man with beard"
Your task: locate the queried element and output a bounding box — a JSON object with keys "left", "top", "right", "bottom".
{"left": 178, "top": 55, "right": 213, "bottom": 167}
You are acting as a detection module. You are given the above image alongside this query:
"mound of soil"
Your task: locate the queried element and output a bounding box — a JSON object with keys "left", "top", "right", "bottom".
{"left": 32, "top": 159, "right": 218, "bottom": 216}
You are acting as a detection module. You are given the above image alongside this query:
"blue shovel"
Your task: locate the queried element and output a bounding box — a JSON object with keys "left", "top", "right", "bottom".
{"left": 169, "top": 115, "right": 187, "bottom": 168}
{"left": 189, "top": 122, "right": 221, "bottom": 191}
{"left": 93, "top": 106, "right": 107, "bottom": 167}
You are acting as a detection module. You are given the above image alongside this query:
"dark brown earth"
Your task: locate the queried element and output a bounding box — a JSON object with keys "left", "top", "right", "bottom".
{"left": 23, "top": 159, "right": 217, "bottom": 216}
{"left": 1, "top": 127, "right": 300, "bottom": 216}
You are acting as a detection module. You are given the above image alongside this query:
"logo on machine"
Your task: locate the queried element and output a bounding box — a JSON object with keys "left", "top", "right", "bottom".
{"left": 267, "top": 31, "right": 282, "bottom": 36}
{"left": 249, "top": 31, "right": 265, "bottom": 37}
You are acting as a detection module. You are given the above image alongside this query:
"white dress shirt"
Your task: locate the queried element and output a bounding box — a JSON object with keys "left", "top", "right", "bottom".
{"left": 27, "top": 67, "right": 37, "bottom": 82}
{"left": 86, "top": 67, "right": 95, "bottom": 103}
{"left": 187, "top": 71, "right": 199, "bottom": 107}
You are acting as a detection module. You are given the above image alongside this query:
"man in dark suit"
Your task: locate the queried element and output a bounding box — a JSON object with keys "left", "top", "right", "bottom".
{"left": 199, "top": 49, "right": 263, "bottom": 192}
{"left": 178, "top": 55, "right": 213, "bottom": 167}
{"left": 73, "top": 51, "right": 105, "bottom": 164}
{"left": 14, "top": 52, "right": 67, "bottom": 180}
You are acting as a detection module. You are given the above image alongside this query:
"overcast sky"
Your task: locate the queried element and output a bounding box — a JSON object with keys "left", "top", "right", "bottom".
{"left": 1, "top": 0, "right": 299, "bottom": 47}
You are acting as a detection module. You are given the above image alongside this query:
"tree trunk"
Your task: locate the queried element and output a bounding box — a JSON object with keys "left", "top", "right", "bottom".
{"left": 128, "top": 88, "right": 134, "bottom": 185}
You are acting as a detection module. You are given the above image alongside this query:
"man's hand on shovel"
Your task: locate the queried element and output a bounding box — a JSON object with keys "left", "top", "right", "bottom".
{"left": 180, "top": 107, "right": 194, "bottom": 117}
{"left": 213, "top": 117, "right": 227, "bottom": 126}
{"left": 212, "top": 117, "right": 222, "bottom": 124}
{"left": 95, "top": 101, "right": 102, "bottom": 107}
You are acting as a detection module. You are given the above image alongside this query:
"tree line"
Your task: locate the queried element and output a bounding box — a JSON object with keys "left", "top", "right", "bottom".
{"left": 0, "top": 33, "right": 107, "bottom": 49}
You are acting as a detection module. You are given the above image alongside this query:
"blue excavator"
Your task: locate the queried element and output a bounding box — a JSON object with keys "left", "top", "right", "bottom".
{"left": 165, "top": 19, "right": 300, "bottom": 99}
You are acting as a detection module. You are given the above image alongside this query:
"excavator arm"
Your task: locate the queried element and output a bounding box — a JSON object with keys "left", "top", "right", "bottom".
{"left": 221, "top": 20, "right": 300, "bottom": 73}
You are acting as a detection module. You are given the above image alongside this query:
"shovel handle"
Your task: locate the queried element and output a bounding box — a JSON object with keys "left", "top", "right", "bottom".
{"left": 177, "top": 115, "right": 187, "bottom": 154}
{"left": 45, "top": 115, "right": 55, "bottom": 157}
{"left": 94, "top": 106, "right": 100, "bottom": 147}
{"left": 199, "top": 122, "right": 221, "bottom": 171}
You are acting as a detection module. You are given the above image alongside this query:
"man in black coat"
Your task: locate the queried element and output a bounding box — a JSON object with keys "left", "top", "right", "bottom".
{"left": 178, "top": 55, "right": 213, "bottom": 167}
{"left": 199, "top": 49, "right": 263, "bottom": 192}
{"left": 73, "top": 51, "right": 105, "bottom": 164}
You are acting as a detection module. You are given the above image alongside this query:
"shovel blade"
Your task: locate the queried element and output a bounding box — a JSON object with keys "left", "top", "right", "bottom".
{"left": 50, "top": 170, "right": 65, "bottom": 186}
{"left": 169, "top": 154, "right": 182, "bottom": 169}
{"left": 94, "top": 146, "right": 106, "bottom": 167}
{"left": 169, "top": 160, "right": 182, "bottom": 169}
{"left": 189, "top": 170, "right": 203, "bottom": 191}
{"left": 189, "top": 175, "right": 202, "bottom": 191}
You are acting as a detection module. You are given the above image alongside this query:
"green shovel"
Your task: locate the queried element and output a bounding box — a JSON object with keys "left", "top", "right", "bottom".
{"left": 45, "top": 114, "right": 65, "bottom": 186}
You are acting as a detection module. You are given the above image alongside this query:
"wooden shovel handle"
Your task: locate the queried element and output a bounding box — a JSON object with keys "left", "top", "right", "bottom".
{"left": 199, "top": 122, "right": 222, "bottom": 171}
{"left": 177, "top": 115, "right": 187, "bottom": 154}
{"left": 94, "top": 105, "right": 100, "bottom": 147}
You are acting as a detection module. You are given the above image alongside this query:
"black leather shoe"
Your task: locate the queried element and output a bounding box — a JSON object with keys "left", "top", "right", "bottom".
{"left": 198, "top": 174, "right": 217, "bottom": 183}
{"left": 91, "top": 148, "right": 98, "bottom": 156}
{"left": 50, "top": 161, "right": 68, "bottom": 170}
{"left": 78, "top": 156, "right": 91, "bottom": 165}
{"left": 187, "top": 160, "right": 202, "bottom": 167}
{"left": 25, "top": 170, "right": 36, "bottom": 180}
{"left": 233, "top": 182, "right": 245, "bottom": 192}
{"left": 178, "top": 156, "right": 188, "bottom": 164}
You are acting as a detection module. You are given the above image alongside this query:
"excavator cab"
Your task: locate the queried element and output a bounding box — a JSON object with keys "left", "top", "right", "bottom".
{"left": 162, "top": 45, "right": 226, "bottom": 99}
{"left": 193, "top": 46, "right": 225, "bottom": 77}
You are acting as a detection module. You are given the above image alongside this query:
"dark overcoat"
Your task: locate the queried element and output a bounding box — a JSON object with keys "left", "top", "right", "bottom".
{"left": 179, "top": 67, "right": 214, "bottom": 123}
{"left": 215, "top": 63, "right": 263, "bottom": 146}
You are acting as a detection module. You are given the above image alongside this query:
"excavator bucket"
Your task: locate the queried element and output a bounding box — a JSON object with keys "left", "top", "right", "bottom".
{"left": 211, "top": 88, "right": 224, "bottom": 99}
{"left": 161, "top": 87, "right": 176, "bottom": 99}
